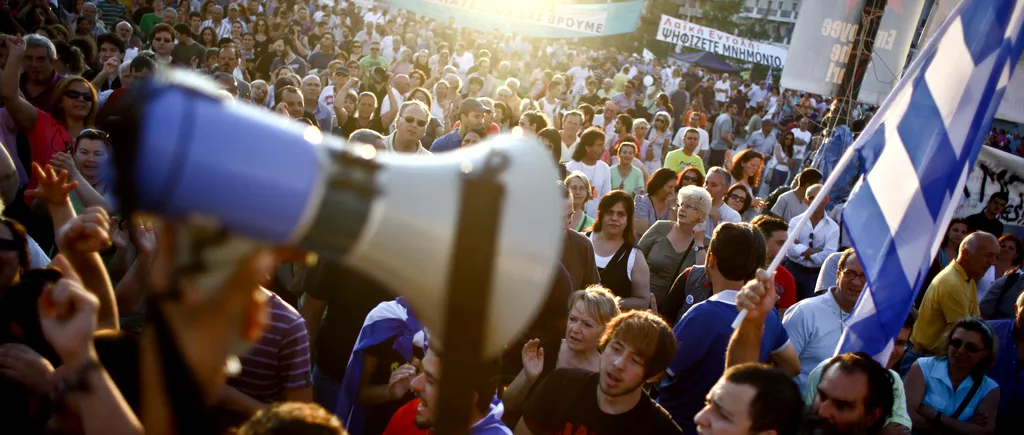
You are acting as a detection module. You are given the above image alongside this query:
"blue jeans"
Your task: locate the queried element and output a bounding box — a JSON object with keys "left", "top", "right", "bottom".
{"left": 313, "top": 365, "right": 343, "bottom": 413}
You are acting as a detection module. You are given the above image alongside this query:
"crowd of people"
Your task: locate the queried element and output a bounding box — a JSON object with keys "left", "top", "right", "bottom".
{"left": 0, "top": 0, "right": 1022, "bottom": 434}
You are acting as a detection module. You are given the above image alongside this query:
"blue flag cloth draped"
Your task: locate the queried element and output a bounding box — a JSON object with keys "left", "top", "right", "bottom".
{"left": 335, "top": 297, "right": 424, "bottom": 435}
{"left": 837, "top": 0, "right": 1024, "bottom": 365}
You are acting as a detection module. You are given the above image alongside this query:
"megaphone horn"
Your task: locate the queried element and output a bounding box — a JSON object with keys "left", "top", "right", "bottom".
{"left": 102, "top": 70, "right": 565, "bottom": 358}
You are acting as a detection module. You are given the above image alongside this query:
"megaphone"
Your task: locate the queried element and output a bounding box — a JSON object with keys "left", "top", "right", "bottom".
{"left": 103, "top": 71, "right": 564, "bottom": 358}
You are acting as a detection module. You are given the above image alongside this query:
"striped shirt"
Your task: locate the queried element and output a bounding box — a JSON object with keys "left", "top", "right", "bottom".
{"left": 97, "top": 0, "right": 128, "bottom": 24}
{"left": 227, "top": 288, "right": 312, "bottom": 402}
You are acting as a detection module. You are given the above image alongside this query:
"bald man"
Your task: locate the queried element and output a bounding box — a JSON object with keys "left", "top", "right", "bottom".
{"left": 785, "top": 184, "right": 840, "bottom": 301}
{"left": 903, "top": 231, "right": 1000, "bottom": 374}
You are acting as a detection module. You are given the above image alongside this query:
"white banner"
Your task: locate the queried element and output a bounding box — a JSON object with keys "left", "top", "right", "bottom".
{"left": 656, "top": 15, "right": 788, "bottom": 68}
{"left": 418, "top": 0, "right": 612, "bottom": 35}
{"left": 955, "top": 147, "right": 1024, "bottom": 231}
{"left": 922, "top": 0, "right": 1024, "bottom": 123}
{"left": 779, "top": 0, "right": 927, "bottom": 105}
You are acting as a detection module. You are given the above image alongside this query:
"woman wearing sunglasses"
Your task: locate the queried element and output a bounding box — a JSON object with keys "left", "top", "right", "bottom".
{"left": 905, "top": 317, "right": 1000, "bottom": 434}
{"left": 2, "top": 36, "right": 98, "bottom": 204}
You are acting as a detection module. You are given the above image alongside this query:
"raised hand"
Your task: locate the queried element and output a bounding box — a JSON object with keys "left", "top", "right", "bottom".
{"left": 37, "top": 278, "right": 100, "bottom": 365}
{"left": 50, "top": 152, "right": 80, "bottom": 180}
{"left": 110, "top": 217, "right": 130, "bottom": 249}
{"left": 57, "top": 206, "right": 112, "bottom": 254}
{"left": 25, "top": 163, "right": 77, "bottom": 205}
{"left": 131, "top": 222, "right": 157, "bottom": 257}
{"left": 102, "top": 56, "right": 120, "bottom": 77}
{"left": 5, "top": 35, "right": 25, "bottom": 57}
{"left": 735, "top": 269, "right": 777, "bottom": 323}
{"left": 387, "top": 358, "right": 420, "bottom": 401}
{"left": 521, "top": 338, "right": 544, "bottom": 381}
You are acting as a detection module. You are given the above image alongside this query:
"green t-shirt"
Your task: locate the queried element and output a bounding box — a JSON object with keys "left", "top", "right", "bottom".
{"left": 358, "top": 55, "right": 389, "bottom": 78}
{"left": 610, "top": 164, "right": 645, "bottom": 195}
{"left": 663, "top": 149, "right": 705, "bottom": 175}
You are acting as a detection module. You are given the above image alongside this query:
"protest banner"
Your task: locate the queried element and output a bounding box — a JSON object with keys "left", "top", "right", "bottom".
{"left": 656, "top": 14, "right": 788, "bottom": 68}
{"left": 956, "top": 146, "right": 1024, "bottom": 236}
{"left": 779, "top": 0, "right": 926, "bottom": 105}
{"left": 384, "top": 0, "right": 645, "bottom": 38}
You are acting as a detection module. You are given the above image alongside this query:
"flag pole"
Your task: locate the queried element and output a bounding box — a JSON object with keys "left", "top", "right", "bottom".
{"left": 731, "top": 142, "right": 860, "bottom": 328}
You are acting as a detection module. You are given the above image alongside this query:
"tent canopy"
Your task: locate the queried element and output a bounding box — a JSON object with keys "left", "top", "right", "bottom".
{"left": 668, "top": 51, "right": 741, "bottom": 73}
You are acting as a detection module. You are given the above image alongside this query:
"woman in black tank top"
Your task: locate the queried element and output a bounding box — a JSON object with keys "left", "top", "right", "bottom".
{"left": 587, "top": 190, "right": 652, "bottom": 311}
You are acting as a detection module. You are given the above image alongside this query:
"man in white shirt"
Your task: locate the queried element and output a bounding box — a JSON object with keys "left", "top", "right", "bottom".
{"left": 704, "top": 167, "right": 742, "bottom": 234}
{"left": 673, "top": 112, "right": 709, "bottom": 158}
{"left": 784, "top": 184, "right": 840, "bottom": 301}
{"left": 714, "top": 74, "right": 731, "bottom": 104}
{"left": 782, "top": 248, "right": 863, "bottom": 393}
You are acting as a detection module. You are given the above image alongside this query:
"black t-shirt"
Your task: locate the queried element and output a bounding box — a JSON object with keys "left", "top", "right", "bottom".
{"left": 522, "top": 369, "right": 682, "bottom": 435}
{"left": 964, "top": 211, "right": 1004, "bottom": 237}
{"left": 342, "top": 115, "right": 387, "bottom": 138}
{"left": 302, "top": 262, "right": 394, "bottom": 381}
{"left": 363, "top": 336, "right": 424, "bottom": 435}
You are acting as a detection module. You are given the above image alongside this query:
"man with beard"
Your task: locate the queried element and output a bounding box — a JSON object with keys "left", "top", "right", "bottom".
{"left": 515, "top": 311, "right": 681, "bottom": 435}
{"left": 381, "top": 345, "right": 509, "bottom": 435}
{"left": 731, "top": 269, "right": 895, "bottom": 435}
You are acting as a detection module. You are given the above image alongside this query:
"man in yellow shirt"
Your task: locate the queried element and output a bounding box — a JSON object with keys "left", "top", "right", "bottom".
{"left": 663, "top": 127, "right": 705, "bottom": 175}
{"left": 901, "top": 232, "right": 999, "bottom": 374}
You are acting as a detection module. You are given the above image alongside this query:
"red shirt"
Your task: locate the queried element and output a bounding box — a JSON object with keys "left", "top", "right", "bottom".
{"left": 775, "top": 265, "right": 797, "bottom": 311}
{"left": 24, "top": 109, "right": 71, "bottom": 204}
{"left": 382, "top": 398, "right": 430, "bottom": 435}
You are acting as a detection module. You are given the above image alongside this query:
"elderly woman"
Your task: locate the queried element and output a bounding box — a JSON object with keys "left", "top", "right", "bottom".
{"left": 633, "top": 168, "right": 678, "bottom": 237}
{"left": 905, "top": 317, "right": 1000, "bottom": 434}
{"left": 565, "top": 171, "right": 595, "bottom": 232}
{"left": 501, "top": 287, "right": 620, "bottom": 422}
{"left": 637, "top": 185, "right": 711, "bottom": 309}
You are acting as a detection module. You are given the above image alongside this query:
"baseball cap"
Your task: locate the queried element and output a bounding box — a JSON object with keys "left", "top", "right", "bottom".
{"left": 460, "top": 98, "right": 486, "bottom": 114}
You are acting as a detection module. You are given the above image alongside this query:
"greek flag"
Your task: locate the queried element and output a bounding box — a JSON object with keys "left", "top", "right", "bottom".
{"left": 335, "top": 297, "right": 424, "bottom": 435}
{"left": 837, "top": 0, "right": 1024, "bottom": 364}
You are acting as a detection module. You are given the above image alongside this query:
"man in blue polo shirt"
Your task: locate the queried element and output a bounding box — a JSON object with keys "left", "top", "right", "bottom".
{"left": 430, "top": 98, "right": 486, "bottom": 152}
{"left": 656, "top": 222, "right": 800, "bottom": 434}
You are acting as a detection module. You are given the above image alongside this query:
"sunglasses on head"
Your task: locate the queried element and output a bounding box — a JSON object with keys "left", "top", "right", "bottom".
{"left": 949, "top": 338, "right": 982, "bottom": 353}
{"left": 404, "top": 116, "right": 427, "bottom": 127}
{"left": 64, "top": 90, "right": 94, "bottom": 102}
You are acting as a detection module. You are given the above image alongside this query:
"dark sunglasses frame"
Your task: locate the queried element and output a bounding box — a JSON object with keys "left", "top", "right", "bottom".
{"left": 403, "top": 116, "right": 428, "bottom": 127}
{"left": 63, "top": 90, "right": 94, "bottom": 102}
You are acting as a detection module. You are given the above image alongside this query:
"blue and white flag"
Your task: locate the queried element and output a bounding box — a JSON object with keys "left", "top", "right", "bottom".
{"left": 334, "top": 297, "right": 424, "bottom": 435}
{"left": 837, "top": 0, "right": 1024, "bottom": 364}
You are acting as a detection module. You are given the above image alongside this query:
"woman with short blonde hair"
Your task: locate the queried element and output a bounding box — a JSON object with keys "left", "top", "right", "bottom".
{"left": 502, "top": 286, "right": 620, "bottom": 420}
{"left": 638, "top": 185, "right": 713, "bottom": 311}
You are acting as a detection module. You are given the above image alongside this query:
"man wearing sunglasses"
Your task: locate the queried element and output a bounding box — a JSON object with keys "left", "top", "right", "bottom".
{"left": 781, "top": 248, "right": 866, "bottom": 393}
{"left": 382, "top": 100, "right": 431, "bottom": 155}
{"left": 318, "top": 62, "right": 349, "bottom": 109}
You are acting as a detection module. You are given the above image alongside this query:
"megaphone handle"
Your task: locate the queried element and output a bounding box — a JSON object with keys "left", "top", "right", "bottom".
{"left": 434, "top": 155, "right": 508, "bottom": 435}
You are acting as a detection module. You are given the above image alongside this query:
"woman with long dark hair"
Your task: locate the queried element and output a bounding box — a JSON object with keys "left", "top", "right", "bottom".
{"left": 905, "top": 318, "right": 1000, "bottom": 434}
{"left": 769, "top": 130, "right": 795, "bottom": 192}
{"left": 587, "top": 190, "right": 651, "bottom": 310}
{"left": 632, "top": 168, "right": 678, "bottom": 240}
{"left": 729, "top": 149, "right": 765, "bottom": 219}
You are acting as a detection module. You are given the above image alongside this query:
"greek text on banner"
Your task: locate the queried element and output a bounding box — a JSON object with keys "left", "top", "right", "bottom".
{"left": 420, "top": 0, "right": 611, "bottom": 36}
{"left": 656, "top": 14, "right": 788, "bottom": 68}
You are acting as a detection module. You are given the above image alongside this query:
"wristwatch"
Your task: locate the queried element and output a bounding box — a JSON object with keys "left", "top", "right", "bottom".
{"left": 694, "top": 245, "right": 705, "bottom": 252}
{"left": 932, "top": 411, "right": 943, "bottom": 427}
